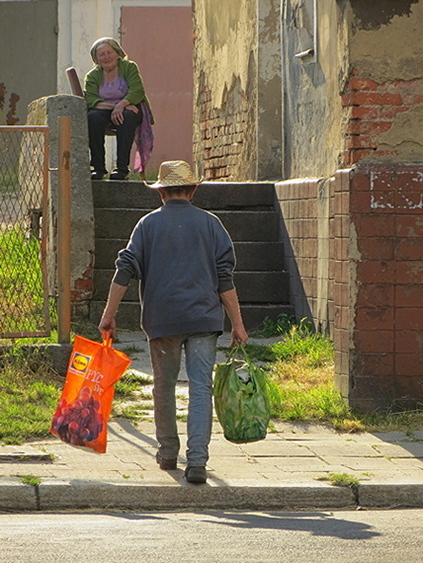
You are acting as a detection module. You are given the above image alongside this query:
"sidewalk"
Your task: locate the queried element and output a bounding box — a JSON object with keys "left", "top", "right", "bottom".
{"left": 1, "top": 332, "right": 423, "bottom": 512}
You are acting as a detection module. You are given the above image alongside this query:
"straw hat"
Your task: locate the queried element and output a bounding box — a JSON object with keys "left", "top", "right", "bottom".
{"left": 147, "top": 160, "right": 202, "bottom": 189}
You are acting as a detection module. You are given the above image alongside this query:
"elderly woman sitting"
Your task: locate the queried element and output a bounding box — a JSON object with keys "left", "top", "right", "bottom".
{"left": 84, "top": 37, "right": 154, "bottom": 181}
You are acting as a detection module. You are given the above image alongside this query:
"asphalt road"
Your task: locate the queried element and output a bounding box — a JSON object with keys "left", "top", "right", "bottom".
{"left": 1, "top": 509, "right": 423, "bottom": 562}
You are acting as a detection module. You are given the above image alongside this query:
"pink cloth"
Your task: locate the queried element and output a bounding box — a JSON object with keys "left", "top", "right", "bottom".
{"left": 133, "top": 101, "right": 154, "bottom": 173}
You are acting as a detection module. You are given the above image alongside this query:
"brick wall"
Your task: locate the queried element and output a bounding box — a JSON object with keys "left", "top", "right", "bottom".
{"left": 342, "top": 69, "right": 423, "bottom": 166}
{"left": 275, "top": 178, "right": 334, "bottom": 334}
{"left": 333, "top": 165, "right": 423, "bottom": 410}
{"left": 195, "top": 79, "right": 256, "bottom": 181}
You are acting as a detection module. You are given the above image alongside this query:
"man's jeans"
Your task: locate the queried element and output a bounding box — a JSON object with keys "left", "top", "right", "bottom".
{"left": 149, "top": 332, "right": 218, "bottom": 467}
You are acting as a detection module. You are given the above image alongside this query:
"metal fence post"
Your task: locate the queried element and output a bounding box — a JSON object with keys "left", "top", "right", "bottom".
{"left": 57, "top": 116, "right": 71, "bottom": 343}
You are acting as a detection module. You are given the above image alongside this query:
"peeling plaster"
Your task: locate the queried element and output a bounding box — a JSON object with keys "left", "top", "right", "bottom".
{"left": 199, "top": 0, "right": 256, "bottom": 106}
{"left": 350, "top": 1, "right": 423, "bottom": 82}
{"left": 378, "top": 104, "right": 423, "bottom": 149}
{"left": 351, "top": 0, "right": 418, "bottom": 31}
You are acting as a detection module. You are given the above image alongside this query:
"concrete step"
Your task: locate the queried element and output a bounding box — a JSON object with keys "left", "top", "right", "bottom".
{"left": 92, "top": 181, "right": 277, "bottom": 210}
{"left": 94, "top": 208, "right": 280, "bottom": 241}
{"left": 94, "top": 239, "right": 286, "bottom": 271}
{"left": 92, "top": 270, "right": 291, "bottom": 304}
{"left": 89, "top": 180, "right": 294, "bottom": 332}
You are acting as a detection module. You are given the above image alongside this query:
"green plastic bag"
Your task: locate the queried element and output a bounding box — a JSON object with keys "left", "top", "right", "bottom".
{"left": 213, "top": 347, "right": 270, "bottom": 443}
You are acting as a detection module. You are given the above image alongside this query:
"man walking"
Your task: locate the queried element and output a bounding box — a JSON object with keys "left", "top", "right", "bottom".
{"left": 98, "top": 160, "right": 248, "bottom": 483}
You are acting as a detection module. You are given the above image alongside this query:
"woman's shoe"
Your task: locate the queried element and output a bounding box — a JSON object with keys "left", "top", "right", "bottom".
{"left": 91, "top": 170, "right": 104, "bottom": 180}
{"left": 109, "top": 168, "right": 129, "bottom": 180}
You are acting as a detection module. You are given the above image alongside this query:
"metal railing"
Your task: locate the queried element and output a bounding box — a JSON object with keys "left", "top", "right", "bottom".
{"left": 0, "top": 126, "right": 51, "bottom": 338}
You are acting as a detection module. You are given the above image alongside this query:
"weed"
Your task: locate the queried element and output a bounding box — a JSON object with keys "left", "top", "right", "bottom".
{"left": 318, "top": 473, "right": 359, "bottom": 489}
{"left": 250, "top": 314, "right": 296, "bottom": 338}
{"left": 113, "top": 403, "right": 153, "bottom": 420}
{"left": 0, "top": 347, "right": 62, "bottom": 445}
{"left": 20, "top": 474, "right": 41, "bottom": 486}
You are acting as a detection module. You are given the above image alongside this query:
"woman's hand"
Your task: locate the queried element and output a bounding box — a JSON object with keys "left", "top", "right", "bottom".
{"left": 126, "top": 104, "right": 139, "bottom": 114}
{"left": 111, "top": 103, "right": 125, "bottom": 125}
{"left": 111, "top": 100, "right": 136, "bottom": 125}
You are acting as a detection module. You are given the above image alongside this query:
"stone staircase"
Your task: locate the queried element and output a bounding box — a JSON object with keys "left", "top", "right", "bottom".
{"left": 89, "top": 180, "right": 294, "bottom": 331}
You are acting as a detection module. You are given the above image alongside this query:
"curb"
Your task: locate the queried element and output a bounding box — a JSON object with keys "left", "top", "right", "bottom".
{"left": 1, "top": 480, "right": 355, "bottom": 512}
{"left": 3, "top": 480, "right": 423, "bottom": 512}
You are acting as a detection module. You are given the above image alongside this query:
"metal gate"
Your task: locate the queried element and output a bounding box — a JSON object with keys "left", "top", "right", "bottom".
{"left": 0, "top": 126, "right": 51, "bottom": 338}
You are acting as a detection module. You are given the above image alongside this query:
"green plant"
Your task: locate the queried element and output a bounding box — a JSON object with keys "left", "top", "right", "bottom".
{"left": 0, "top": 346, "right": 62, "bottom": 445}
{"left": 113, "top": 403, "right": 153, "bottom": 420}
{"left": 318, "top": 473, "right": 359, "bottom": 489}
{"left": 251, "top": 313, "right": 296, "bottom": 338}
{"left": 0, "top": 227, "right": 47, "bottom": 334}
{"left": 270, "top": 322, "right": 333, "bottom": 367}
{"left": 20, "top": 474, "right": 41, "bottom": 486}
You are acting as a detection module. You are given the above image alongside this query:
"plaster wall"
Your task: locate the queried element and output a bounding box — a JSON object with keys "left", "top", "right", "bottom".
{"left": 0, "top": 0, "right": 57, "bottom": 125}
{"left": 281, "top": 0, "right": 348, "bottom": 179}
{"left": 347, "top": 0, "right": 423, "bottom": 164}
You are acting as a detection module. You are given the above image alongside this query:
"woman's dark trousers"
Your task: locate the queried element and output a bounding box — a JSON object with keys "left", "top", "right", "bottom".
{"left": 88, "top": 108, "right": 143, "bottom": 174}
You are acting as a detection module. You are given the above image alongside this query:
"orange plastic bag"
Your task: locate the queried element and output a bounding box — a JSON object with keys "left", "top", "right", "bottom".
{"left": 50, "top": 335, "right": 131, "bottom": 453}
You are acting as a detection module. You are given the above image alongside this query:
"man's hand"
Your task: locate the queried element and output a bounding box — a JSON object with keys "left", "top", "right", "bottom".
{"left": 98, "top": 313, "right": 117, "bottom": 341}
{"left": 230, "top": 325, "right": 249, "bottom": 348}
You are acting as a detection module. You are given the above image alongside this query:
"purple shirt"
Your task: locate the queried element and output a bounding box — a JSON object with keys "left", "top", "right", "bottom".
{"left": 99, "top": 76, "right": 128, "bottom": 104}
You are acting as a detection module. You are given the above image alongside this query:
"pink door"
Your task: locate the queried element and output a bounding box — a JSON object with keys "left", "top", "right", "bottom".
{"left": 121, "top": 6, "right": 194, "bottom": 175}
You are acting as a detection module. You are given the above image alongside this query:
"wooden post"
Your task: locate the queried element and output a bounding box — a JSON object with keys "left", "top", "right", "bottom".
{"left": 57, "top": 116, "right": 71, "bottom": 343}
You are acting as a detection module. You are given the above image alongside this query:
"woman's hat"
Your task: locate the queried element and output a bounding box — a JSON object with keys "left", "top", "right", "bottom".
{"left": 147, "top": 160, "right": 202, "bottom": 189}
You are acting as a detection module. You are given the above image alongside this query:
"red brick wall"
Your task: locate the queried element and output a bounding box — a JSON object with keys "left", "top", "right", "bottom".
{"left": 195, "top": 79, "right": 256, "bottom": 181}
{"left": 334, "top": 165, "right": 423, "bottom": 410}
{"left": 342, "top": 69, "right": 423, "bottom": 166}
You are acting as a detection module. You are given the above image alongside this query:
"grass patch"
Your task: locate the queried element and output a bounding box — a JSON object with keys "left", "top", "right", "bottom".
{"left": 114, "top": 370, "right": 152, "bottom": 398}
{"left": 250, "top": 313, "right": 296, "bottom": 338}
{"left": 318, "top": 473, "right": 360, "bottom": 488}
{"left": 113, "top": 403, "right": 154, "bottom": 420}
{"left": 0, "top": 227, "right": 47, "bottom": 334}
{"left": 0, "top": 347, "right": 62, "bottom": 445}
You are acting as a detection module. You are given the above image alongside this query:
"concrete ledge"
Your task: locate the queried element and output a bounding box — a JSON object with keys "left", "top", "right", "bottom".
{"left": 0, "top": 480, "right": 38, "bottom": 511}
{"left": 358, "top": 483, "right": 423, "bottom": 508}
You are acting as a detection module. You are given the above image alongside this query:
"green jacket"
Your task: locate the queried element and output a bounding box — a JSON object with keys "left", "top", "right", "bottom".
{"left": 84, "top": 58, "right": 154, "bottom": 124}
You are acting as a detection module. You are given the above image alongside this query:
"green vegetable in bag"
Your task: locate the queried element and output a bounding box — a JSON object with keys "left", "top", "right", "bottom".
{"left": 213, "top": 347, "right": 270, "bottom": 443}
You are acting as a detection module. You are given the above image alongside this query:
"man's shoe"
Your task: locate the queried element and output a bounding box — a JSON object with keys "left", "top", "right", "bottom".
{"left": 156, "top": 452, "right": 177, "bottom": 471}
{"left": 184, "top": 466, "right": 207, "bottom": 484}
{"left": 91, "top": 170, "right": 104, "bottom": 180}
{"left": 109, "top": 168, "right": 129, "bottom": 181}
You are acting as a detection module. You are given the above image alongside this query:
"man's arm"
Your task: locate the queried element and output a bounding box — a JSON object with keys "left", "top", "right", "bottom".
{"left": 219, "top": 288, "right": 248, "bottom": 347}
{"left": 98, "top": 282, "right": 128, "bottom": 340}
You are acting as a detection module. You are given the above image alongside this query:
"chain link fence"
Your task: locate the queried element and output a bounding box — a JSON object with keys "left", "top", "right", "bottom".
{"left": 0, "top": 126, "right": 51, "bottom": 338}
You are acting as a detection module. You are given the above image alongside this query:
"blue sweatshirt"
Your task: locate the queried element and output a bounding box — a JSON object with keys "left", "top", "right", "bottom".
{"left": 112, "top": 199, "right": 235, "bottom": 340}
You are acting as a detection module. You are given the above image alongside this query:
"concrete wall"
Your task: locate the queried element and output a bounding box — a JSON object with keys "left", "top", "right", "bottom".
{"left": 27, "top": 95, "right": 94, "bottom": 315}
{"left": 0, "top": 0, "right": 57, "bottom": 125}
